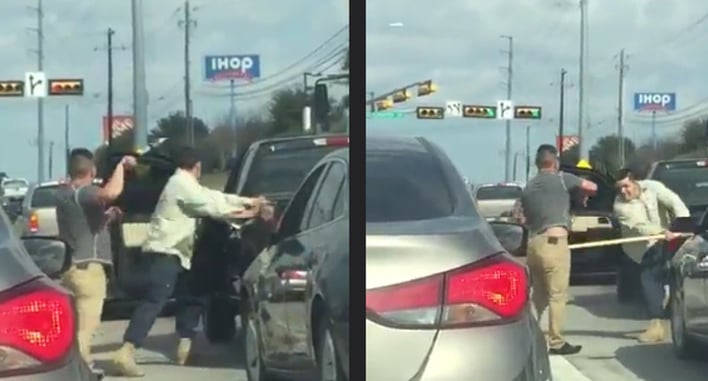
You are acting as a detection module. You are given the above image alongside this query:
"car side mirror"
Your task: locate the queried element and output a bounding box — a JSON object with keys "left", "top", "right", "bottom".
{"left": 21, "top": 237, "right": 72, "bottom": 278}
{"left": 670, "top": 216, "right": 698, "bottom": 234}
{"left": 488, "top": 221, "right": 527, "bottom": 257}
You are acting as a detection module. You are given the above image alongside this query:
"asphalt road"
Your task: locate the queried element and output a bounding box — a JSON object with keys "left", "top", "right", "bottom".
{"left": 549, "top": 285, "right": 708, "bottom": 381}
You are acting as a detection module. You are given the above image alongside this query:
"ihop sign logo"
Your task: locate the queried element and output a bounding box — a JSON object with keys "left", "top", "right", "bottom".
{"left": 204, "top": 54, "right": 261, "bottom": 81}
{"left": 633, "top": 92, "right": 676, "bottom": 112}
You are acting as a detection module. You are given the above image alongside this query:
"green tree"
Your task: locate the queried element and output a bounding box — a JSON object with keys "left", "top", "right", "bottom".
{"left": 679, "top": 118, "right": 707, "bottom": 153}
{"left": 149, "top": 111, "right": 210, "bottom": 145}
{"left": 268, "top": 88, "right": 309, "bottom": 135}
{"left": 589, "top": 135, "right": 635, "bottom": 175}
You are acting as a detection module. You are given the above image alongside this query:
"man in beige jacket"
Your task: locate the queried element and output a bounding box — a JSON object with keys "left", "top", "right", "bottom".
{"left": 111, "top": 147, "right": 269, "bottom": 377}
{"left": 613, "top": 168, "right": 689, "bottom": 343}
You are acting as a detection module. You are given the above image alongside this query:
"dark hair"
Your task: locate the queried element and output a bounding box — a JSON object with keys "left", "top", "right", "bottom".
{"left": 616, "top": 167, "right": 640, "bottom": 182}
{"left": 69, "top": 148, "right": 95, "bottom": 177}
{"left": 175, "top": 146, "right": 201, "bottom": 170}
{"left": 536, "top": 144, "right": 557, "bottom": 155}
{"left": 70, "top": 148, "right": 94, "bottom": 160}
{"left": 535, "top": 144, "right": 558, "bottom": 168}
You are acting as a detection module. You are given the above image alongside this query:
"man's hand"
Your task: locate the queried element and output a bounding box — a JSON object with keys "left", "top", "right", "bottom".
{"left": 229, "top": 208, "right": 260, "bottom": 219}
{"left": 120, "top": 156, "right": 138, "bottom": 170}
{"left": 104, "top": 206, "right": 123, "bottom": 223}
{"left": 665, "top": 230, "right": 682, "bottom": 241}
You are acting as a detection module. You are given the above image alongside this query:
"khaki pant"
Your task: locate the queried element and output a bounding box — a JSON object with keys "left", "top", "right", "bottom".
{"left": 61, "top": 263, "right": 107, "bottom": 364}
{"left": 527, "top": 234, "right": 571, "bottom": 349}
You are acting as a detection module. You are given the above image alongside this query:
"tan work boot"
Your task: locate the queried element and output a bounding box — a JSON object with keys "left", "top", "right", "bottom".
{"left": 110, "top": 342, "right": 145, "bottom": 377}
{"left": 176, "top": 338, "right": 192, "bottom": 366}
{"left": 638, "top": 319, "right": 666, "bottom": 343}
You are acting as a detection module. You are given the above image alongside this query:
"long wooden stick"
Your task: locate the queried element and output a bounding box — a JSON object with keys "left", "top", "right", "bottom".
{"left": 568, "top": 233, "right": 692, "bottom": 250}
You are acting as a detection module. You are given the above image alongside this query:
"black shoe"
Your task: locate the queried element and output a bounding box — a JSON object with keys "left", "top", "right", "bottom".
{"left": 549, "top": 343, "right": 582, "bottom": 355}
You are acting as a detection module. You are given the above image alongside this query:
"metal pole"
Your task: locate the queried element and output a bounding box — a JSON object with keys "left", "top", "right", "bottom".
{"left": 618, "top": 49, "right": 625, "bottom": 167}
{"left": 369, "top": 92, "right": 375, "bottom": 112}
{"left": 183, "top": 1, "right": 194, "bottom": 146}
{"left": 525, "top": 125, "right": 530, "bottom": 181}
{"left": 578, "top": 0, "right": 588, "bottom": 158}
{"left": 512, "top": 153, "right": 518, "bottom": 181}
{"left": 651, "top": 110, "right": 657, "bottom": 152}
{"left": 64, "top": 105, "right": 69, "bottom": 175}
{"left": 48, "top": 141, "right": 53, "bottom": 179}
{"left": 559, "top": 69, "right": 567, "bottom": 154}
{"left": 131, "top": 0, "right": 148, "bottom": 149}
{"left": 229, "top": 79, "right": 236, "bottom": 155}
{"left": 501, "top": 35, "right": 513, "bottom": 182}
{"left": 107, "top": 28, "right": 115, "bottom": 148}
{"left": 36, "top": 0, "right": 45, "bottom": 182}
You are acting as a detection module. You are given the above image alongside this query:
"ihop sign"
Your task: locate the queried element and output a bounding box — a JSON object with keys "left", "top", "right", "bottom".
{"left": 204, "top": 54, "right": 261, "bottom": 81}
{"left": 633, "top": 92, "right": 676, "bottom": 112}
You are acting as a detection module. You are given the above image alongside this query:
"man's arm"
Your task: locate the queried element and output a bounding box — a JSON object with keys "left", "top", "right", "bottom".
{"left": 562, "top": 172, "right": 597, "bottom": 195}
{"left": 176, "top": 180, "right": 257, "bottom": 219}
{"left": 653, "top": 181, "right": 690, "bottom": 218}
{"left": 95, "top": 156, "right": 135, "bottom": 203}
{"left": 512, "top": 199, "right": 525, "bottom": 224}
{"left": 614, "top": 200, "right": 664, "bottom": 236}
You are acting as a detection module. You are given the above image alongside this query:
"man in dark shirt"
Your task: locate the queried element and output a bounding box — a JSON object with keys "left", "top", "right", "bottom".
{"left": 56, "top": 148, "right": 136, "bottom": 369}
{"left": 520, "top": 145, "right": 597, "bottom": 355}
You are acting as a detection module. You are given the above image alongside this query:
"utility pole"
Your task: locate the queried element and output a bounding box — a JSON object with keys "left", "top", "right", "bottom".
{"left": 369, "top": 92, "right": 375, "bottom": 112}
{"left": 525, "top": 125, "right": 531, "bottom": 182}
{"left": 95, "top": 28, "right": 127, "bottom": 149}
{"left": 578, "top": 0, "right": 588, "bottom": 158}
{"left": 501, "top": 35, "right": 513, "bottom": 182}
{"left": 64, "top": 105, "right": 70, "bottom": 175}
{"left": 28, "top": 0, "right": 45, "bottom": 182}
{"left": 559, "top": 69, "right": 568, "bottom": 153}
{"left": 48, "top": 141, "right": 54, "bottom": 179}
{"left": 131, "top": 0, "right": 149, "bottom": 150}
{"left": 179, "top": 1, "right": 197, "bottom": 146}
{"left": 617, "top": 49, "right": 627, "bottom": 167}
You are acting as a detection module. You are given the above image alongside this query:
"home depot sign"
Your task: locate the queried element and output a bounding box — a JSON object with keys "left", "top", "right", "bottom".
{"left": 102, "top": 115, "right": 134, "bottom": 143}
{"left": 556, "top": 135, "right": 580, "bottom": 152}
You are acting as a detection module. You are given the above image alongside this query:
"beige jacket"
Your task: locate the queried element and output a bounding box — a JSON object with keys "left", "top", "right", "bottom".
{"left": 613, "top": 180, "right": 689, "bottom": 263}
{"left": 142, "top": 169, "right": 252, "bottom": 269}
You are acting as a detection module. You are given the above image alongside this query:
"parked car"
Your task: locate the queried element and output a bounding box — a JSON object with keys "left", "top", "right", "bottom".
{"left": 0, "top": 208, "right": 97, "bottom": 380}
{"left": 647, "top": 159, "right": 708, "bottom": 221}
{"left": 191, "top": 134, "right": 349, "bottom": 343}
{"left": 2, "top": 178, "right": 30, "bottom": 200}
{"left": 666, "top": 214, "right": 708, "bottom": 360}
{"left": 365, "top": 136, "right": 550, "bottom": 381}
{"left": 474, "top": 182, "right": 523, "bottom": 220}
{"left": 15, "top": 181, "right": 62, "bottom": 238}
{"left": 240, "top": 148, "right": 349, "bottom": 381}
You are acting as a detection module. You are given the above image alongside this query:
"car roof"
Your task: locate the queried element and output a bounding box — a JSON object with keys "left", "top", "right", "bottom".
{"left": 366, "top": 136, "right": 430, "bottom": 155}
{"left": 321, "top": 148, "right": 349, "bottom": 162}
{"left": 250, "top": 133, "right": 348, "bottom": 148}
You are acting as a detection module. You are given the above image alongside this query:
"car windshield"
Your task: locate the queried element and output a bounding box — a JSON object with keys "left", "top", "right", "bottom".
{"left": 30, "top": 185, "right": 59, "bottom": 208}
{"left": 242, "top": 146, "right": 341, "bottom": 196}
{"left": 653, "top": 166, "right": 708, "bottom": 206}
{"left": 476, "top": 186, "right": 522, "bottom": 200}
{"left": 3, "top": 180, "right": 27, "bottom": 189}
{"left": 366, "top": 151, "right": 455, "bottom": 222}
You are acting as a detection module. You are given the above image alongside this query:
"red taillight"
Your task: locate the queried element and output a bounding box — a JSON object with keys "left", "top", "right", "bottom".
{"left": 0, "top": 282, "right": 74, "bottom": 371}
{"left": 366, "top": 255, "right": 528, "bottom": 328}
{"left": 313, "top": 137, "right": 349, "bottom": 147}
{"left": 28, "top": 213, "right": 39, "bottom": 233}
{"left": 281, "top": 270, "right": 308, "bottom": 280}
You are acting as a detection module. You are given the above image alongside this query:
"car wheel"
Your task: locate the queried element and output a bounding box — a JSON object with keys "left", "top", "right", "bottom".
{"left": 243, "top": 311, "right": 273, "bottom": 381}
{"left": 671, "top": 288, "right": 704, "bottom": 360}
{"left": 205, "top": 296, "right": 236, "bottom": 343}
{"left": 316, "top": 312, "right": 346, "bottom": 381}
{"left": 617, "top": 257, "right": 641, "bottom": 304}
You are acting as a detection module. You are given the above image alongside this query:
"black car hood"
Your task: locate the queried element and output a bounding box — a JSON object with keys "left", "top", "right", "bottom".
{"left": 559, "top": 165, "right": 616, "bottom": 212}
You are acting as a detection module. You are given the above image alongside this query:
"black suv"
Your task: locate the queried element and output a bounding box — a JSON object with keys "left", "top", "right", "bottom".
{"left": 191, "top": 134, "right": 349, "bottom": 342}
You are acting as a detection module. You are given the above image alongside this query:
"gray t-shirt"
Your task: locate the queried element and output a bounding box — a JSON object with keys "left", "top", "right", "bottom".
{"left": 55, "top": 184, "right": 113, "bottom": 265}
{"left": 521, "top": 171, "right": 584, "bottom": 236}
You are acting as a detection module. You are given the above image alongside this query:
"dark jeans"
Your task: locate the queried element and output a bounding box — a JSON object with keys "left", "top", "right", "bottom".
{"left": 124, "top": 253, "right": 203, "bottom": 348}
{"left": 640, "top": 244, "right": 669, "bottom": 319}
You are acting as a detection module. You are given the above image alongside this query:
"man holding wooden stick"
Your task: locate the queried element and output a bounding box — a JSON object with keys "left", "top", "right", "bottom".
{"left": 519, "top": 144, "right": 598, "bottom": 355}
{"left": 613, "top": 168, "right": 689, "bottom": 343}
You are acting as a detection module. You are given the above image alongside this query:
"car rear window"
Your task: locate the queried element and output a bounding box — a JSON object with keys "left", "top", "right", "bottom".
{"left": 242, "top": 146, "right": 341, "bottom": 195}
{"left": 476, "top": 186, "right": 522, "bottom": 200}
{"left": 3, "top": 180, "right": 27, "bottom": 189}
{"left": 366, "top": 152, "right": 455, "bottom": 222}
{"left": 652, "top": 162, "right": 708, "bottom": 205}
{"left": 31, "top": 185, "right": 59, "bottom": 208}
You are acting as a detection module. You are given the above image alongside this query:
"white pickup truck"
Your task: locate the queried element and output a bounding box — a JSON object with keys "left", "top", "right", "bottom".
{"left": 473, "top": 183, "right": 524, "bottom": 221}
{"left": 2, "top": 178, "right": 29, "bottom": 200}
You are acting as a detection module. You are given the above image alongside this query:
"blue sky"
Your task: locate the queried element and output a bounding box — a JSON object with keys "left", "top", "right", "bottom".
{"left": 0, "top": 0, "right": 347, "bottom": 182}
{"left": 366, "top": 0, "right": 708, "bottom": 183}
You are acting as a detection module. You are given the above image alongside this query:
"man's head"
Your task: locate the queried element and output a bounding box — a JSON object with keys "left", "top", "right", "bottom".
{"left": 68, "top": 148, "right": 96, "bottom": 180}
{"left": 615, "top": 167, "right": 641, "bottom": 201}
{"left": 535, "top": 144, "right": 559, "bottom": 171}
{"left": 175, "top": 146, "right": 202, "bottom": 179}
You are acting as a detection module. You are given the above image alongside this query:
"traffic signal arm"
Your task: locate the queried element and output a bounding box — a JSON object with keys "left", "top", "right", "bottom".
{"left": 417, "top": 80, "right": 437, "bottom": 96}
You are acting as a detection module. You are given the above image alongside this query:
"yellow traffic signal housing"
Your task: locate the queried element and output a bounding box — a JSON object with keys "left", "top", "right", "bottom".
{"left": 48, "top": 79, "right": 84, "bottom": 96}
{"left": 417, "top": 80, "right": 437, "bottom": 96}
{"left": 416, "top": 106, "right": 444, "bottom": 119}
{"left": 514, "top": 106, "right": 542, "bottom": 119}
{"left": 375, "top": 99, "right": 394, "bottom": 111}
{"left": 392, "top": 90, "right": 411, "bottom": 103}
{"left": 0, "top": 81, "right": 24, "bottom": 97}
{"left": 463, "top": 105, "right": 496, "bottom": 119}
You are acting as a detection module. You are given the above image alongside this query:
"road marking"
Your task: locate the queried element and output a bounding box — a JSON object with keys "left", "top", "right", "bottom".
{"left": 550, "top": 356, "right": 592, "bottom": 381}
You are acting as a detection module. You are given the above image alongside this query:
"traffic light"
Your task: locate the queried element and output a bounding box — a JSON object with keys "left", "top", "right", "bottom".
{"left": 48, "top": 79, "right": 84, "bottom": 96}
{"left": 375, "top": 99, "right": 394, "bottom": 111}
{"left": 463, "top": 105, "right": 496, "bottom": 118}
{"left": 0, "top": 81, "right": 24, "bottom": 97}
{"left": 416, "top": 106, "right": 444, "bottom": 119}
{"left": 417, "top": 80, "right": 437, "bottom": 96}
{"left": 392, "top": 89, "right": 411, "bottom": 103}
{"left": 514, "top": 106, "right": 542, "bottom": 119}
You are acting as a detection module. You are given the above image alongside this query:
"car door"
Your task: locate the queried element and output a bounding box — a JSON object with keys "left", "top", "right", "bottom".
{"left": 275, "top": 159, "right": 347, "bottom": 369}
{"left": 256, "top": 163, "right": 328, "bottom": 366}
{"left": 680, "top": 213, "right": 708, "bottom": 333}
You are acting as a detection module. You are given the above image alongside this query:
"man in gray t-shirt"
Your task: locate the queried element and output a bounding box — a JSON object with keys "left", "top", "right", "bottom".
{"left": 519, "top": 144, "right": 597, "bottom": 356}
{"left": 55, "top": 148, "right": 136, "bottom": 368}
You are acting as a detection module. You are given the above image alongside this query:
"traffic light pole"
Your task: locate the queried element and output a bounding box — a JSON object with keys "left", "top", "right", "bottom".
{"left": 501, "top": 35, "right": 513, "bottom": 182}
{"left": 107, "top": 28, "right": 115, "bottom": 148}
{"left": 559, "top": 69, "right": 567, "bottom": 153}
